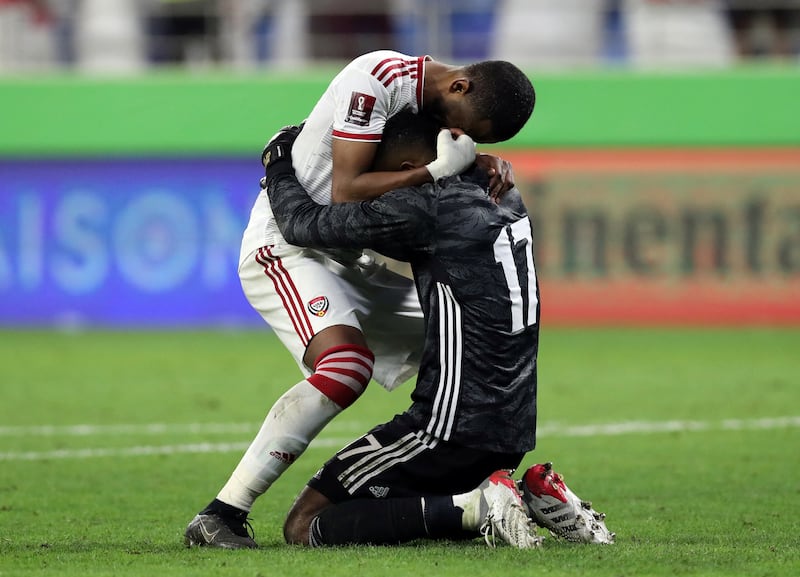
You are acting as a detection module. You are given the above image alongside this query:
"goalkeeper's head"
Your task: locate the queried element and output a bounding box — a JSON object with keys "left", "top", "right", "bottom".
{"left": 428, "top": 59, "right": 535, "bottom": 144}
{"left": 372, "top": 109, "right": 439, "bottom": 173}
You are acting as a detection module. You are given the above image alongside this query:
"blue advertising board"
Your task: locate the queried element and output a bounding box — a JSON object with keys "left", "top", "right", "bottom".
{"left": 0, "top": 159, "right": 265, "bottom": 327}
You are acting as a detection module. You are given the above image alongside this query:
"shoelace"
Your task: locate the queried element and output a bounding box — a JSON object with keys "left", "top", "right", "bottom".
{"left": 227, "top": 513, "right": 256, "bottom": 540}
{"left": 243, "top": 517, "right": 255, "bottom": 540}
{"left": 481, "top": 509, "right": 544, "bottom": 548}
{"left": 480, "top": 515, "right": 497, "bottom": 548}
{"left": 231, "top": 516, "right": 256, "bottom": 540}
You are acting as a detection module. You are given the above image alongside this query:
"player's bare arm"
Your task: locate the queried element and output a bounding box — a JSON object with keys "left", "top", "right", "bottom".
{"left": 331, "top": 138, "right": 433, "bottom": 203}
{"left": 332, "top": 129, "right": 477, "bottom": 203}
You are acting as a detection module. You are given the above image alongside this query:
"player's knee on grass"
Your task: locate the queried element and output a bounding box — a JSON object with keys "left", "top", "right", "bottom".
{"left": 284, "top": 486, "right": 331, "bottom": 545}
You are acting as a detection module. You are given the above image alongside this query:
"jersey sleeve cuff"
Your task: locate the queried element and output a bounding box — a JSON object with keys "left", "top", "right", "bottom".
{"left": 332, "top": 130, "right": 382, "bottom": 143}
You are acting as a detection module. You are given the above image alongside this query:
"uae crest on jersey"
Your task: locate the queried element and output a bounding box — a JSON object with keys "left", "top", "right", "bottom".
{"left": 307, "top": 296, "right": 329, "bottom": 317}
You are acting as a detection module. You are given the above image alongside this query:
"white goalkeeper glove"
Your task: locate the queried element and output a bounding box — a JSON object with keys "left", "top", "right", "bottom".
{"left": 425, "top": 129, "right": 477, "bottom": 182}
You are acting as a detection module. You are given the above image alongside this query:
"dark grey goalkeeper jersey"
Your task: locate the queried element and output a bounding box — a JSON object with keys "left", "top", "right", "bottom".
{"left": 268, "top": 171, "right": 540, "bottom": 453}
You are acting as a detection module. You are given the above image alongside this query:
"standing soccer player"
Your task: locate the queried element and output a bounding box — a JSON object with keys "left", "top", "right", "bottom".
{"left": 185, "top": 51, "right": 535, "bottom": 548}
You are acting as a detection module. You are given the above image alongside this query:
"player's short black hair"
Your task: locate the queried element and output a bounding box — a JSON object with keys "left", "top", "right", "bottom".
{"left": 464, "top": 60, "right": 535, "bottom": 142}
{"left": 373, "top": 108, "right": 438, "bottom": 168}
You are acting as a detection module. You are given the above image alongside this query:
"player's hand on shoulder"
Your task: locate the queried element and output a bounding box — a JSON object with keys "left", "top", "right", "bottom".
{"left": 260, "top": 123, "right": 303, "bottom": 189}
{"left": 475, "top": 153, "right": 515, "bottom": 203}
{"left": 262, "top": 123, "right": 303, "bottom": 169}
{"left": 425, "top": 128, "right": 477, "bottom": 182}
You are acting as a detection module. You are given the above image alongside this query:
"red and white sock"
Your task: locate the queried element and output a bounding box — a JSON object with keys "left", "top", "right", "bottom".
{"left": 217, "top": 345, "right": 374, "bottom": 511}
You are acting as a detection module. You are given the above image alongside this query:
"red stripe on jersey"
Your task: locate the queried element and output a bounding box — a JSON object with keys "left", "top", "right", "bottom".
{"left": 370, "top": 55, "right": 426, "bottom": 108}
{"left": 255, "top": 247, "right": 314, "bottom": 345}
{"left": 332, "top": 130, "right": 382, "bottom": 142}
{"left": 416, "top": 56, "right": 428, "bottom": 110}
{"left": 381, "top": 69, "right": 412, "bottom": 87}
{"left": 370, "top": 57, "right": 405, "bottom": 79}
{"left": 372, "top": 58, "right": 419, "bottom": 82}
{"left": 374, "top": 59, "right": 409, "bottom": 82}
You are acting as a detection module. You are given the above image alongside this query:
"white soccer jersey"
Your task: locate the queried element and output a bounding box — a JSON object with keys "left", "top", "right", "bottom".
{"left": 241, "top": 51, "right": 429, "bottom": 263}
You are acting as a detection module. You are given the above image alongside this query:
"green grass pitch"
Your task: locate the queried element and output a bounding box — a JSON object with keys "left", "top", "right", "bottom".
{"left": 1, "top": 327, "right": 798, "bottom": 576}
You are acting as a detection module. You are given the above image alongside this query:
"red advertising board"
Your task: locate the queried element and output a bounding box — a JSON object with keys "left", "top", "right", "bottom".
{"left": 501, "top": 149, "right": 800, "bottom": 325}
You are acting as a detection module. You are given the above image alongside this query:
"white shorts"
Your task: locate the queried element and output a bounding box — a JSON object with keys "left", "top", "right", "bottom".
{"left": 238, "top": 245, "right": 424, "bottom": 391}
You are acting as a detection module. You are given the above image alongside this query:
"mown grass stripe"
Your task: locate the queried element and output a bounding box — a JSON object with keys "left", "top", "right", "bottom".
{"left": 1, "top": 416, "right": 797, "bottom": 461}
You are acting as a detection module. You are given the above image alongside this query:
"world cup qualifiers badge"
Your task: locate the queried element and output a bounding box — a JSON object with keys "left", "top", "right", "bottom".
{"left": 345, "top": 92, "right": 376, "bottom": 127}
{"left": 307, "top": 296, "right": 329, "bottom": 317}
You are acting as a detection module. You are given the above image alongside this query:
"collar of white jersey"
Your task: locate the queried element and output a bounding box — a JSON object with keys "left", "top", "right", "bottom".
{"left": 417, "top": 55, "right": 433, "bottom": 112}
